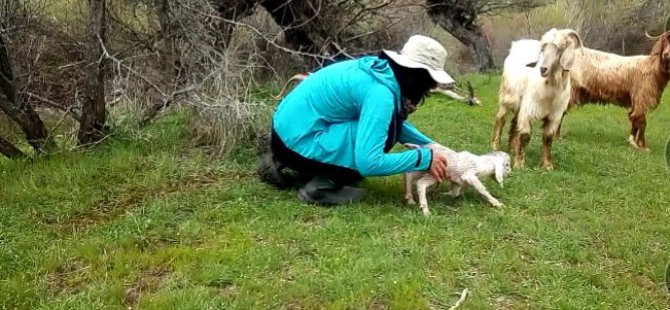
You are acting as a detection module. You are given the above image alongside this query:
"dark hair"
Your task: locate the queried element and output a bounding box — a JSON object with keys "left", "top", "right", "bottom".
{"left": 378, "top": 51, "right": 437, "bottom": 106}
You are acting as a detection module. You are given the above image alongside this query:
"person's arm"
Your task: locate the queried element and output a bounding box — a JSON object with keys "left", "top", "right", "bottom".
{"left": 354, "top": 89, "right": 433, "bottom": 177}
{"left": 398, "top": 121, "right": 434, "bottom": 146}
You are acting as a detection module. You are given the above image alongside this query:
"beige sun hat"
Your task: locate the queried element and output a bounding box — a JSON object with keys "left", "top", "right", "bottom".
{"left": 383, "top": 35, "right": 455, "bottom": 85}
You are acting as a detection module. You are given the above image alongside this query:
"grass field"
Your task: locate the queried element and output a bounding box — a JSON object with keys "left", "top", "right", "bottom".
{"left": 1, "top": 74, "right": 670, "bottom": 309}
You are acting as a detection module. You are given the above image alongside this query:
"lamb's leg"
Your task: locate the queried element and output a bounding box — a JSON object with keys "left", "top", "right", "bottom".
{"left": 513, "top": 113, "right": 531, "bottom": 169}
{"left": 462, "top": 174, "right": 504, "bottom": 208}
{"left": 447, "top": 182, "right": 463, "bottom": 198}
{"left": 491, "top": 105, "right": 508, "bottom": 151}
{"left": 416, "top": 176, "right": 438, "bottom": 215}
{"left": 404, "top": 173, "right": 417, "bottom": 205}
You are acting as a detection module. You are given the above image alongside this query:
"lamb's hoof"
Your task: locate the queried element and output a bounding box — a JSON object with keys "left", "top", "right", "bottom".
{"left": 406, "top": 198, "right": 417, "bottom": 205}
{"left": 492, "top": 201, "right": 505, "bottom": 208}
{"left": 542, "top": 163, "right": 554, "bottom": 171}
{"left": 513, "top": 162, "right": 524, "bottom": 170}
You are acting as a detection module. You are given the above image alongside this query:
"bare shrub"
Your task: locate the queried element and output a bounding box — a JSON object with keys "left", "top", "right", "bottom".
{"left": 171, "top": 0, "right": 271, "bottom": 156}
{"left": 565, "top": 0, "right": 670, "bottom": 55}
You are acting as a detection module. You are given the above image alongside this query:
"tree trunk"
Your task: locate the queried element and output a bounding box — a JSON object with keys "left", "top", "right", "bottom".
{"left": 78, "top": 0, "right": 107, "bottom": 145}
{"left": 426, "top": 0, "right": 496, "bottom": 72}
{"left": 0, "top": 34, "right": 53, "bottom": 152}
{"left": 0, "top": 136, "right": 24, "bottom": 158}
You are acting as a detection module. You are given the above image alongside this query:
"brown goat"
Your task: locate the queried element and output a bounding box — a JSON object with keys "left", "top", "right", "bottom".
{"left": 551, "top": 21, "right": 670, "bottom": 151}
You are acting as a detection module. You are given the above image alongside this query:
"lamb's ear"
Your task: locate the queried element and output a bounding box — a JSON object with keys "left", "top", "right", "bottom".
{"left": 494, "top": 159, "right": 505, "bottom": 188}
{"left": 560, "top": 46, "right": 576, "bottom": 71}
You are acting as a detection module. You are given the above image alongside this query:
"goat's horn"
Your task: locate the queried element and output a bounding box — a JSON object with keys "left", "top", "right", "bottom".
{"left": 645, "top": 30, "right": 663, "bottom": 40}
{"left": 465, "top": 80, "right": 475, "bottom": 98}
{"left": 645, "top": 16, "right": 670, "bottom": 39}
{"left": 566, "top": 30, "right": 585, "bottom": 55}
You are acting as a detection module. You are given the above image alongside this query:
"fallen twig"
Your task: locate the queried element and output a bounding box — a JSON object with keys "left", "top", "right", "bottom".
{"left": 448, "top": 288, "right": 469, "bottom": 310}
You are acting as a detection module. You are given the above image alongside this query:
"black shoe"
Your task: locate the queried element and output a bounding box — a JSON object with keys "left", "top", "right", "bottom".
{"left": 257, "top": 152, "right": 294, "bottom": 189}
{"left": 298, "top": 176, "right": 367, "bottom": 205}
{"left": 256, "top": 126, "right": 294, "bottom": 189}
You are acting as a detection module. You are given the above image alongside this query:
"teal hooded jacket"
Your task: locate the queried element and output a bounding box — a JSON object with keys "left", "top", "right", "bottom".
{"left": 272, "top": 55, "right": 435, "bottom": 177}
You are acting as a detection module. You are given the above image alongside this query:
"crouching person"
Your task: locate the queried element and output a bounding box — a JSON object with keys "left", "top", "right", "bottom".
{"left": 258, "top": 35, "right": 454, "bottom": 205}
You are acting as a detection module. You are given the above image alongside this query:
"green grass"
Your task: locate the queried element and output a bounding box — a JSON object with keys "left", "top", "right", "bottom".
{"left": 2, "top": 74, "right": 670, "bottom": 309}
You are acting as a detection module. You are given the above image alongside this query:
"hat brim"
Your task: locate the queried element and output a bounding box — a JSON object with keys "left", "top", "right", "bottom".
{"left": 383, "top": 50, "right": 455, "bottom": 85}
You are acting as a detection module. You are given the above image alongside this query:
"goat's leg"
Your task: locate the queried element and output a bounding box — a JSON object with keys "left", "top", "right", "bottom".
{"left": 628, "top": 107, "right": 649, "bottom": 151}
{"left": 416, "top": 176, "right": 439, "bottom": 215}
{"left": 403, "top": 173, "right": 417, "bottom": 205}
{"left": 627, "top": 110, "right": 638, "bottom": 149}
{"left": 555, "top": 111, "right": 566, "bottom": 140}
{"left": 462, "top": 174, "right": 504, "bottom": 208}
{"left": 541, "top": 116, "right": 561, "bottom": 171}
{"left": 636, "top": 114, "right": 648, "bottom": 151}
{"left": 507, "top": 112, "right": 519, "bottom": 153}
{"left": 513, "top": 114, "right": 531, "bottom": 170}
{"left": 491, "top": 105, "right": 508, "bottom": 151}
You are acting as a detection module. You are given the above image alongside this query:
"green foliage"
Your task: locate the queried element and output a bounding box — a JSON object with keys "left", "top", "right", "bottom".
{"left": 2, "top": 74, "right": 670, "bottom": 309}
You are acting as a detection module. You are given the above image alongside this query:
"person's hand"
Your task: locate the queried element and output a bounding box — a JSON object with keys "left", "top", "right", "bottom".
{"left": 429, "top": 150, "right": 449, "bottom": 182}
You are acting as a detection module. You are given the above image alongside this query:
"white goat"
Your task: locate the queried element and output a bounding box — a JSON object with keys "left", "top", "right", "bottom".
{"left": 403, "top": 143, "right": 511, "bottom": 216}
{"left": 494, "top": 30, "right": 583, "bottom": 170}
{"left": 491, "top": 39, "right": 542, "bottom": 151}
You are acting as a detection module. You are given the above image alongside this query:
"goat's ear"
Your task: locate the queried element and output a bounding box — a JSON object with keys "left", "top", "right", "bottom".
{"left": 560, "top": 46, "right": 577, "bottom": 71}
{"left": 494, "top": 159, "right": 505, "bottom": 188}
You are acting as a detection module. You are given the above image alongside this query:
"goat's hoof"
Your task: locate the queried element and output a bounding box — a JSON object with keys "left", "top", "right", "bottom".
{"left": 406, "top": 198, "right": 416, "bottom": 205}
{"left": 543, "top": 163, "right": 554, "bottom": 171}
{"left": 628, "top": 136, "right": 639, "bottom": 148}
{"left": 421, "top": 207, "right": 430, "bottom": 216}
{"left": 492, "top": 201, "right": 505, "bottom": 208}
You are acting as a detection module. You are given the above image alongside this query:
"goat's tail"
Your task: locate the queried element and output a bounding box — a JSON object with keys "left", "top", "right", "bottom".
{"left": 272, "top": 73, "right": 310, "bottom": 100}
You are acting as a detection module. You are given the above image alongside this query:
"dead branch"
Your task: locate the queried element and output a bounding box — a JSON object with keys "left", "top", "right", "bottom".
{"left": 24, "top": 92, "right": 82, "bottom": 121}
{"left": 0, "top": 135, "right": 24, "bottom": 158}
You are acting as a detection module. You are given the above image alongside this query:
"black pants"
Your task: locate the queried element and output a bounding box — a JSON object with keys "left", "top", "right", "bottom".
{"left": 270, "top": 129, "right": 364, "bottom": 187}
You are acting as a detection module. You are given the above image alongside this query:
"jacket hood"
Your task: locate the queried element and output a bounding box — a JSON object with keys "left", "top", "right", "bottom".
{"left": 357, "top": 56, "right": 401, "bottom": 108}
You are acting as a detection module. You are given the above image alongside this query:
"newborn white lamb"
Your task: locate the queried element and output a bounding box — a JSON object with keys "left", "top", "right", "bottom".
{"left": 403, "top": 143, "right": 512, "bottom": 215}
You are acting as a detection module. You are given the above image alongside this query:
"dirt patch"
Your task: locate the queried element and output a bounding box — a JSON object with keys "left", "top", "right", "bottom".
{"left": 206, "top": 277, "right": 238, "bottom": 298}
{"left": 633, "top": 274, "right": 659, "bottom": 291}
{"left": 45, "top": 258, "right": 92, "bottom": 296}
{"left": 49, "top": 171, "right": 254, "bottom": 230}
{"left": 122, "top": 266, "right": 171, "bottom": 309}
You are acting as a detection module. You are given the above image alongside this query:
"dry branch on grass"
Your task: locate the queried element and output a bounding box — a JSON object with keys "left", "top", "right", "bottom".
{"left": 0, "top": 135, "right": 24, "bottom": 158}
